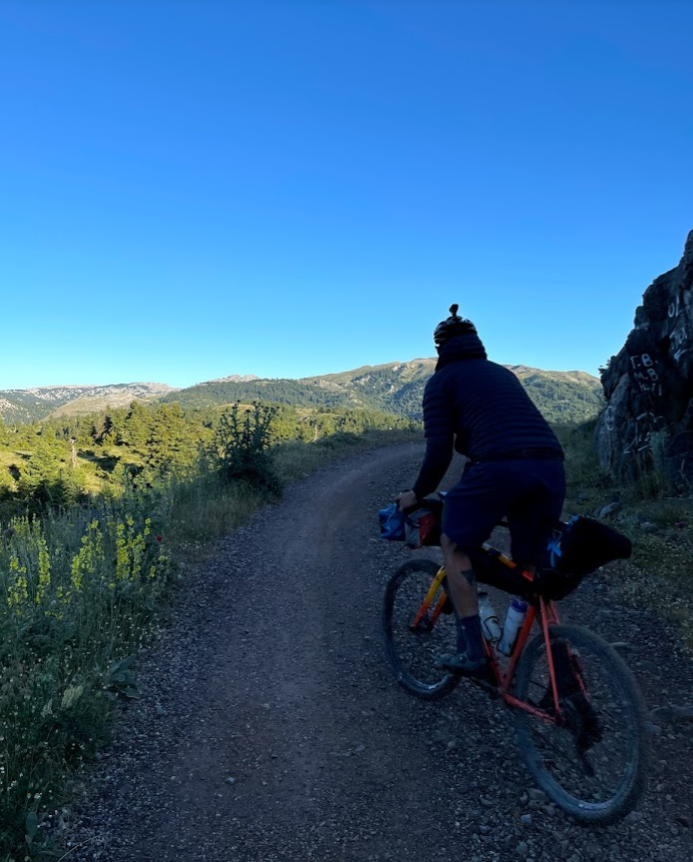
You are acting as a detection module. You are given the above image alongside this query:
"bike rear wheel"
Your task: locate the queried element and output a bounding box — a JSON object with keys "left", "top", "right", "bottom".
{"left": 383, "top": 558, "right": 460, "bottom": 700}
{"left": 513, "top": 624, "right": 648, "bottom": 824}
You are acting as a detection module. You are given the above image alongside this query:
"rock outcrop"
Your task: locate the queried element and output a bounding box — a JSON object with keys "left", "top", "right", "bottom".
{"left": 596, "top": 230, "right": 693, "bottom": 486}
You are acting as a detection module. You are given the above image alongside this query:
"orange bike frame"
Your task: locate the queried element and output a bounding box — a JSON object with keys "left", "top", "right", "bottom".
{"left": 411, "top": 566, "right": 449, "bottom": 629}
{"left": 416, "top": 546, "right": 566, "bottom": 722}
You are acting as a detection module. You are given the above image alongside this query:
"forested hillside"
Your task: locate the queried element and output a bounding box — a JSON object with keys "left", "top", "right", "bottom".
{"left": 0, "top": 401, "right": 416, "bottom": 515}
{"left": 160, "top": 360, "right": 604, "bottom": 424}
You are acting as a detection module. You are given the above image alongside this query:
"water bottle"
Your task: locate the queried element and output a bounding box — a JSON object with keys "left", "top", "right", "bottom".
{"left": 478, "top": 591, "right": 502, "bottom": 643}
{"left": 498, "top": 598, "right": 528, "bottom": 656}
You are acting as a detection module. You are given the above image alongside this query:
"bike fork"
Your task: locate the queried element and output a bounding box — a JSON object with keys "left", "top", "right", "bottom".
{"left": 411, "top": 566, "right": 448, "bottom": 630}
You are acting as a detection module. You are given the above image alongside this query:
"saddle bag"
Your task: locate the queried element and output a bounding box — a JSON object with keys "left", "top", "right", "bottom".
{"left": 536, "top": 515, "right": 632, "bottom": 600}
{"left": 545, "top": 515, "right": 632, "bottom": 576}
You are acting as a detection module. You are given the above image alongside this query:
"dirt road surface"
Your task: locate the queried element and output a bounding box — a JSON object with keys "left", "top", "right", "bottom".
{"left": 66, "top": 444, "right": 693, "bottom": 861}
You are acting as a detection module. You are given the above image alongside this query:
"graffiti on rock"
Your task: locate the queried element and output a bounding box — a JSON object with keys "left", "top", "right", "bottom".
{"left": 622, "top": 411, "right": 666, "bottom": 457}
{"left": 628, "top": 353, "right": 662, "bottom": 395}
{"left": 668, "top": 294, "right": 690, "bottom": 363}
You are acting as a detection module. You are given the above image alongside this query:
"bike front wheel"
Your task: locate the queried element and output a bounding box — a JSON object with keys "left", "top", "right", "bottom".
{"left": 513, "top": 624, "right": 649, "bottom": 824}
{"left": 382, "top": 558, "right": 460, "bottom": 700}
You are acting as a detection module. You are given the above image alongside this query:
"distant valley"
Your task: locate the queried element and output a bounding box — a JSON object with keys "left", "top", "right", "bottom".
{"left": 0, "top": 361, "right": 604, "bottom": 426}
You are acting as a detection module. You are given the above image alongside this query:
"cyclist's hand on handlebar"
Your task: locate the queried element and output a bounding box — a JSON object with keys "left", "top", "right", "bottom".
{"left": 396, "top": 490, "right": 418, "bottom": 511}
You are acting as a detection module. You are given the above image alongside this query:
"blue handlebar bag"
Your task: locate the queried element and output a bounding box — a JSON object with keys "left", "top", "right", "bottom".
{"left": 378, "top": 503, "right": 406, "bottom": 541}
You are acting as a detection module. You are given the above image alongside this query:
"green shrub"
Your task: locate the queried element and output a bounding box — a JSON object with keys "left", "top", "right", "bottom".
{"left": 206, "top": 403, "right": 282, "bottom": 496}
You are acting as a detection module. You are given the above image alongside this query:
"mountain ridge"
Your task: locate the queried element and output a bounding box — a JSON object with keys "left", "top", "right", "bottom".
{"left": 0, "top": 361, "right": 604, "bottom": 426}
{"left": 0, "top": 382, "right": 178, "bottom": 425}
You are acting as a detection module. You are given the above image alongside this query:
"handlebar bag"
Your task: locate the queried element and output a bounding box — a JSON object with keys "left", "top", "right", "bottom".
{"left": 403, "top": 499, "right": 444, "bottom": 549}
{"left": 378, "top": 503, "right": 407, "bottom": 541}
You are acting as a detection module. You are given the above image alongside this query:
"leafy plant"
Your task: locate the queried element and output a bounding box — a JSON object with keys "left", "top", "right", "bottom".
{"left": 103, "top": 655, "right": 139, "bottom": 700}
{"left": 208, "top": 403, "right": 281, "bottom": 496}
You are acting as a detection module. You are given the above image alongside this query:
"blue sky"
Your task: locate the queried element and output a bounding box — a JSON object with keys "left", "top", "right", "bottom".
{"left": 1, "top": 0, "right": 691, "bottom": 389}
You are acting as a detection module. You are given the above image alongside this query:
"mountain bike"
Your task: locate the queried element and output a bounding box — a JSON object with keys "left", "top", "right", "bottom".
{"left": 382, "top": 524, "right": 649, "bottom": 825}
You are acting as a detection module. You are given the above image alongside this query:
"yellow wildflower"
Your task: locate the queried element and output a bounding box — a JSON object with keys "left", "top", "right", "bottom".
{"left": 70, "top": 520, "right": 104, "bottom": 591}
{"left": 35, "top": 536, "right": 51, "bottom": 605}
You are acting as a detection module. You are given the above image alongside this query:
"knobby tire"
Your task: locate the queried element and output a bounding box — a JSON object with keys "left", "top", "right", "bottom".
{"left": 382, "top": 558, "right": 460, "bottom": 701}
{"left": 513, "top": 624, "right": 649, "bottom": 824}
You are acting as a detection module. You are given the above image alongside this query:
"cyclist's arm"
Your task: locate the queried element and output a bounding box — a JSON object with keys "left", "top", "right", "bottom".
{"left": 411, "top": 378, "right": 454, "bottom": 500}
{"left": 411, "top": 434, "right": 453, "bottom": 500}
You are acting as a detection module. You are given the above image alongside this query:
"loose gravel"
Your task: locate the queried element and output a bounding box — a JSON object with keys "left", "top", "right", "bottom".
{"left": 61, "top": 444, "right": 693, "bottom": 861}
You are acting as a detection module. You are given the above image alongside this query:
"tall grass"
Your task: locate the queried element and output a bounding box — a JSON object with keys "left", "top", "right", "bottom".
{"left": 0, "top": 496, "right": 175, "bottom": 857}
{"left": 553, "top": 421, "right": 610, "bottom": 501}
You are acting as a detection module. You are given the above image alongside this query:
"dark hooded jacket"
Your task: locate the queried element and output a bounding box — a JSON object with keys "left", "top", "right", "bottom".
{"left": 411, "top": 332, "right": 564, "bottom": 499}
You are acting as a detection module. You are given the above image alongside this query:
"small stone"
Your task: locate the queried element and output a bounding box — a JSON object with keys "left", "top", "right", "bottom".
{"left": 639, "top": 660, "right": 660, "bottom": 674}
{"left": 650, "top": 706, "right": 676, "bottom": 722}
{"left": 527, "top": 788, "right": 546, "bottom": 802}
{"left": 225, "top": 777, "right": 236, "bottom": 785}
{"left": 675, "top": 815, "right": 692, "bottom": 828}
{"left": 480, "top": 796, "right": 494, "bottom": 808}
{"left": 520, "top": 813, "right": 532, "bottom": 826}
{"left": 596, "top": 501, "right": 621, "bottom": 518}
{"left": 516, "top": 841, "right": 529, "bottom": 855}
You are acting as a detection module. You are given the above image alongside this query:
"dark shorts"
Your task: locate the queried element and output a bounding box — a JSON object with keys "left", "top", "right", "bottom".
{"left": 441, "top": 459, "right": 566, "bottom": 566}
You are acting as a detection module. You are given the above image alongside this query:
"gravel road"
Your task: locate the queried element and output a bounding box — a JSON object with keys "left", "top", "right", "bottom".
{"left": 65, "top": 443, "right": 693, "bottom": 861}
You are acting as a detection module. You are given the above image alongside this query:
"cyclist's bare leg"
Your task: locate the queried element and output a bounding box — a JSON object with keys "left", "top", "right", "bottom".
{"left": 441, "top": 533, "right": 478, "bottom": 616}
{"left": 440, "top": 533, "right": 486, "bottom": 671}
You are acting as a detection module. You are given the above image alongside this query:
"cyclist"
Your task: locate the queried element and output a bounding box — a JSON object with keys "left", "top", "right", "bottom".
{"left": 397, "top": 305, "right": 565, "bottom": 677}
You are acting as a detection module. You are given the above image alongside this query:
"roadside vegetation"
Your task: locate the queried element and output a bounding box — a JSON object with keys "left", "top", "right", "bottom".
{"left": 0, "top": 400, "right": 419, "bottom": 861}
{"left": 556, "top": 421, "right": 693, "bottom": 652}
